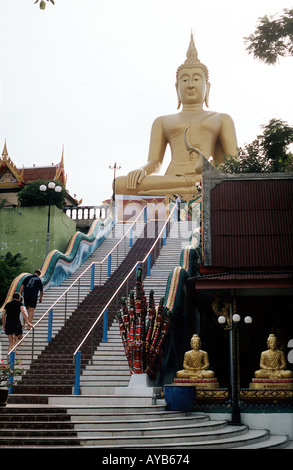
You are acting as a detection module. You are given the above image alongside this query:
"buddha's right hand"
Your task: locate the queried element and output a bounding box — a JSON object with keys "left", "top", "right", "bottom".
{"left": 126, "top": 168, "right": 146, "bottom": 189}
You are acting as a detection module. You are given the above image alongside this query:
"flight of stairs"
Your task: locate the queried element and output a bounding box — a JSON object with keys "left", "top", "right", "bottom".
{"left": 0, "top": 400, "right": 290, "bottom": 448}
{"left": 0, "top": 221, "right": 141, "bottom": 371}
{"left": 9, "top": 221, "right": 160, "bottom": 394}
{"left": 1, "top": 220, "right": 291, "bottom": 449}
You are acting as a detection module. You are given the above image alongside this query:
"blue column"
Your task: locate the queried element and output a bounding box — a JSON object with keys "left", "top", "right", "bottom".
{"left": 130, "top": 227, "right": 133, "bottom": 247}
{"left": 108, "top": 254, "right": 112, "bottom": 277}
{"left": 74, "top": 351, "right": 81, "bottom": 395}
{"left": 147, "top": 254, "right": 151, "bottom": 276}
{"left": 47, "top": 309, "right": 53, "bottom": 342}
{"left": 103, "top": 308, "right": 108, "bottom": 342}
{"left": 91, "top": 264, "right": 95, "bottom": 290}
{"left": 8, "top": 351, "right": 15, "bottom": 394}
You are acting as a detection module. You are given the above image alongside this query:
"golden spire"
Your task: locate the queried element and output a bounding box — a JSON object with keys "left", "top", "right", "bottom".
{"left": 176, "top": 32, "right": 209, "bottom": 83}
{"left": 2, "top": 139, "right": 8, "bottom": 158}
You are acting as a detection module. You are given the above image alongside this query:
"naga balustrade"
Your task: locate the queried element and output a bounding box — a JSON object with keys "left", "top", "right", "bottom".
{"left": 73, "top": 204, "right": 176, "bottom": 395}
{"left": 6, "top": 206, "right": 147, "bottom": 390}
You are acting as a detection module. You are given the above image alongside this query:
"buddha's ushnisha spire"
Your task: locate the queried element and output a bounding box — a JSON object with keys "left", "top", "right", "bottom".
{"left": 176, "top": 32, "right": 209, "bottom": 83}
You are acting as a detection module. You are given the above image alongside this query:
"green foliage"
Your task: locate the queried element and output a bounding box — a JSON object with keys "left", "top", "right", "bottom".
{"left": 0, "top": 253, "right": 27, "bottom": 307}
{"left": 34, "top": 0, "right": 55, "bottom": 10}
{"left": 17, "top": 180, "right": 67, "bottom": 209}
{"left": 218, "top": 119, "right": 293, "bottom": 174}
{"left": 0, "top": 199, "right": 8, "bottom": 209}
{"left": 244, "top": 8, "right": 293, "bottom": 64}
{"left": 0, "top": 360, "right": 24, "bottom": 388}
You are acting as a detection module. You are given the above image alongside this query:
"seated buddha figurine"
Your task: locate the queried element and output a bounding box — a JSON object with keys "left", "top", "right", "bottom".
{"left": 115, "top": 33, "right": 238, "bottom": 196}
{"left": 254, "top": 334, "right": 293, "bottom": 379}
{"left": 176, "top": 334, "right": 215, "bottom": 379}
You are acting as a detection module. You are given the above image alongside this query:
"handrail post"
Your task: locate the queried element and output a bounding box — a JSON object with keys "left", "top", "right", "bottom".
{"left": 8, "top": 351, "right": 15, "bottom": 394}
{"left": 47, "top": 308, "right": 53, "bottom": 342}
{"left": 31, "top": 327, "right": 35, "bottom": 363}
{"left": 144, "top": 205, "right": 147, "bottom": 223}
{"left": 147, "top": 254, "right": 151, "bottom": 276}
{"left": 130, "top": 227, "right": 133, "bottom": 247}
{"left": 91, "top": 264, "right": 95, "bottom": 290}
{"left": 65, "top": 292, "right": 67, "bottom": 321}
{"left": 108, "top": 254, "right": 112, "bottom": 277}
{"left": 74, "top": 351, "right": 81, "bottom": 395}
{"left": 163, "top": 225, "right": 167, "bottom": 246}
{"left": 103, "top": 308, "right": 108, "bottom": 343}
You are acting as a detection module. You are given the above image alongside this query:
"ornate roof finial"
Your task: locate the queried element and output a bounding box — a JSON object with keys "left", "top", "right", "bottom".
{"left": 2, "top": 139, "right": 8, "bottom": 158}
{"left": 176, "top": 32, "right": 209, "bottom": 83}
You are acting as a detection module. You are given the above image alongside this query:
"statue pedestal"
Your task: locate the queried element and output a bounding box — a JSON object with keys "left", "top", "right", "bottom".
{"left": 115, "top": 373, "right": 161, "bottom": 397}
{"left": 173, "top": 378, "right": 220, "bottom": 390}
{"left": 111, "top": 194, "right": 202, "bottom": 222}
{"left": 249, "top": 379, "right": 293, "bottom": 390}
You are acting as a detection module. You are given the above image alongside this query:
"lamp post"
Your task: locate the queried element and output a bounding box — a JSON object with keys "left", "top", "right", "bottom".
{"left": 39, "top": 181, "right": 62, "bottom": 257}
{"left": 109, "top": 163, "right": 121, "bottom": 202}
{"left": 218, "top": 310, "right": 252, "bottom": 425}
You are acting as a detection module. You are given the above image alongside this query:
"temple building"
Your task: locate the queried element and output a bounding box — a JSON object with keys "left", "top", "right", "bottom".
{"left": 186, "top": 161, "right": 293, "bottom": 395}
{"left": 0, "top": 140, "right": 80, "bottom": 208}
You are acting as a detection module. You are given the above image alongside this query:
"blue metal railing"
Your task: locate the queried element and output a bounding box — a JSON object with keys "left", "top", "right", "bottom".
{"left": 6, "top": 206, "right": 147, "bottom": 391}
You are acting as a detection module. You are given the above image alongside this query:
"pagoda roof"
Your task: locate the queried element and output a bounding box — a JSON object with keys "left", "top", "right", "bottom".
{"left": 0, "top": 140, "right": 24, "bottom": 188}
{"left": 0, "top": 141, "right": 80, "bottom": 206}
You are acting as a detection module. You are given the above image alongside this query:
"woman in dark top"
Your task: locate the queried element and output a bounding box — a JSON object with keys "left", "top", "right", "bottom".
{"left": 2, "top": 292, "right": 31, "bottom": 354}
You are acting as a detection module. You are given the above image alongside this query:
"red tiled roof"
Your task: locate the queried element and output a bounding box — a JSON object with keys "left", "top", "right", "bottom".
{"left": 193, "top": 271, "right": 293, "bottom": 289}
{"left": 22, "top": 166, "right": 57, "bottom": 183}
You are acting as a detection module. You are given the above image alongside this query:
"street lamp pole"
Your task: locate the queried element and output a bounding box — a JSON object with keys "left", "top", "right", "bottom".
{"left": 39, "top": 182, "right": 62, "bottom": 257}
{"left": 109, "top": 163, "right": 121, "bottom": 202}
{"left": 218, "top": 300, "right": 252, "bottom": 425}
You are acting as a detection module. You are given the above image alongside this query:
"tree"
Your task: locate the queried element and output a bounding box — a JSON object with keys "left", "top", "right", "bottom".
{"left": 244, "top": 8, "right": 293, "bottom": 64}
{"left": 217, "top": 119, "right": 293, "bottom": 174}
{"left": 0, "top": 252, "right": 27, "bottom": 307}
{"left": 17, "top": 179, "right": 67, "bottom": 209}
{"left": 34, "top": 0, "right": 55, "bottom": 10}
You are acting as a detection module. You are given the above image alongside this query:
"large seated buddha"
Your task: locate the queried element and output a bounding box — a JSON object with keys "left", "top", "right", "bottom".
{"left": 115, "top": 33, "right": 238, "bottom": 197}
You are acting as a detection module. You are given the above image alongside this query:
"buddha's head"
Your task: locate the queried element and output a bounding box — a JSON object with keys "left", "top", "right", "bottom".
{"left": 176, "top": 33, "right": 210, "bottom": 109}
{"left": 267, "top": 334, "right": 277, "bottom": 350}
{"left": 190, "top": 334, "right": 201, "bottom": 350}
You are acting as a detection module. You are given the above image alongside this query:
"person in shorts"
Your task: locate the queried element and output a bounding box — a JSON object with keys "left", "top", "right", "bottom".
{"left": 19, "top": 269, "right": 43, "bottom": 328}
{"left": 2, "top": 292, "right": 32, "bottom": 354}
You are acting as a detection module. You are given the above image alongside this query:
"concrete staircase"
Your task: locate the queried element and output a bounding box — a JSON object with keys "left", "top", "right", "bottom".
{"left": 0, "top": 400, "right": 290, "bottom": 448}
{"left": 0, "top": 221, "right": 140, "bottom": 370}
{"left": 1, "top": 219, "right": 291, "bottom": 449}
{"left": 79, "top": 220, "right": 195, "bottom": 395}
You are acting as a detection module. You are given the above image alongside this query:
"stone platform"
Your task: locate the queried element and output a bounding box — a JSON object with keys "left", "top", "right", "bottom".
{"left": 173, "top": 378, "right": 220, "bottom": 390}
{"left": 249, "top": 379, "right": 293, "bottom": 390}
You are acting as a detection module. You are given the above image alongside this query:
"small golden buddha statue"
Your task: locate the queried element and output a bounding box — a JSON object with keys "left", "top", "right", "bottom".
{"left": 254, "top": 334, "right": 293, "bottom": 379}
{"left": 115, "top": 33, "right": 237, "bottom": 197}
{"left": 176, "top": 334, "right": 215, "bottom": 379}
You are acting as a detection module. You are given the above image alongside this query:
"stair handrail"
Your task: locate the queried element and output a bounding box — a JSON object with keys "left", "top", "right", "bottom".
{"left": 73, "top": 203, "right": 175, "bottom": 391}
{"left": 7, "top": 206, "right": 147, "bottom": 359}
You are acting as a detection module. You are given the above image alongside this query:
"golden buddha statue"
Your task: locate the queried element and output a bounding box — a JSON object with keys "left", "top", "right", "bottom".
{"left": 176, "top": 334, "right": 215, "bottom": 379}
{"left": 254, "top": 334, "right": 293, "bottom": 379}
{"left": 115, "top": 33, "right": 237, "bottom": 196}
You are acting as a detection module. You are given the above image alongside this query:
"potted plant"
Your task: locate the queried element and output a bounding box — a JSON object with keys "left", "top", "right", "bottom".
{"left": 0, "top": 359, "right": 24, "bottom": 405}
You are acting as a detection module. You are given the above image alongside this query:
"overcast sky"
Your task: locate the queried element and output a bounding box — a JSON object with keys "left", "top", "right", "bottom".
{"left": 0, "top": 0, "right": 292, "bottom": 205}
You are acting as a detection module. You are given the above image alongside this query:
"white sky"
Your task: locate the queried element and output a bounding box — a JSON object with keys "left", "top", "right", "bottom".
{"left": 0, "top": 0, "right": 292, "bottom": 205}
